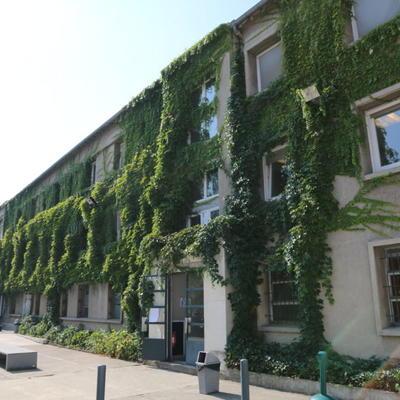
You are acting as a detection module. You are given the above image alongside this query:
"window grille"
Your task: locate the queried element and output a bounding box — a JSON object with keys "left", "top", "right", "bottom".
{"left": 384, "top": 248, "right": 400, "bottom": 325}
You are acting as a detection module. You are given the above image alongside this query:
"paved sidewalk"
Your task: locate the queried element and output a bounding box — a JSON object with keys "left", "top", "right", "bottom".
{"left": 0, "top": 331, "right": 308, "bottom": 399}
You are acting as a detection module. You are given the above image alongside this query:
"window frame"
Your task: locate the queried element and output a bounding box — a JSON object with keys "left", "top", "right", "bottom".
{"left": 365, "top": 98, "right": 400, "bottom": 173}
{"left": 256, "top": 40, "right": 282, "bottom": 93}
{"left": 263, "top": 144, "right": 287, "bottom": 201}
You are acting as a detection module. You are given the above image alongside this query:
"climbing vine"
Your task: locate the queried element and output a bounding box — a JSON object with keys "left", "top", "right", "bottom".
{"left": 1, "top": 2, "right": 400, "bottom": 364}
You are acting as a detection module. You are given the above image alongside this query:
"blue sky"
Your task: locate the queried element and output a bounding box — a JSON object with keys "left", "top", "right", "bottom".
{"left": 0, "top": 0, "right": 258, "bottom": 204}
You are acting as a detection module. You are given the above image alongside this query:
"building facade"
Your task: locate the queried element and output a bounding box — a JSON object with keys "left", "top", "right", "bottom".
{"left": 1, "top": 0, "right": 400, "bottom": 365}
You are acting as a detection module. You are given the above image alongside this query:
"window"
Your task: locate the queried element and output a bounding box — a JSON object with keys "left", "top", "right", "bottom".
{"left": 269, "top": 271, "right": 299, "bottom": 324}
{"left": 34, "top": 294, "right": 41, "bottom": 316}
{"left": 352, "top": 0, "right": 400, "bottom": 40}
{"left": 188, "top": 208, "right": 219, "bottom": 227}
{"left": 9, "top": 295, "right": 16, "bottom": 315}
{"left": 113, "top": 141, "right": 123, "bottom": 171}
{"left": 90, "top": 160, "right": 97, "bottom": 185}
{"left": 108, "top": 286, "right": 121, "bottom": 320}
{"left": 365, "top": 99, "right": 400, "bottom": 172}
{"left": 60, "top": 292, "right": 68, "bottom": 318}
{"left": 197, "top": 170, "right": 219, "bottom": 201}
{"left": 0, "top": 217, "right": 4, "bottom": 240}
{"left": 256, "top": 41, "right": 283, "bottom": 92}
{"left": 77, "top": 284, "right": 89, "bottom": 318}
{"left": 385, "top": 248, "right": 400, "bottom": 325}
{"left": 189, "top": 80, "right": 218, "bottom": 143}
{"left": 116, "top": 211, "right": 121, "bottom": 241}
{"left": 263, "top": 145, "right": 287, "bottom": 200}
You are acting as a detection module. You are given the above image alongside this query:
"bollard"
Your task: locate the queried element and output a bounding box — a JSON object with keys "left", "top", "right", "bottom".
{"left": 96, "top": 365, "right": 106, "bottom": 400}
{"left": 240, "top": 359, "right": 249, "bottom": 400}
{"left": 311, "top": 352, "right": 334, "bottom": 400}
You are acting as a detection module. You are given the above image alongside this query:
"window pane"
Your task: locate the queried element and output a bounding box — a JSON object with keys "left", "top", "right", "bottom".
{"left": 387, "top": 249, "right": 400, "bottom": 272}
{"left": 188, "top": 273, "right": 203, "bottom": 289}
{"left": 210, "top": 209, "right": 219, "bottom": 220}
{"left": 204, "top": 81, "right": 216, "bottom": 104}
{"left": 206, "top": 170, "right": 219, "bottom": 197}
{"left": 258, "top": 43, "right": 283, "bottom": 91}
{"left": 187, "top": 291, "right": 204, "bottom": 307}
{"left": 190, "top": 215, "right": 201, "bottom": 227}
{"left": 270, "top": 161, "right": 286, "bottom": 198}
{"left": 354, "top": 0, "right": 400, "bottom": 38}
{"left": 149, "top": 307, "right": 165, "bottom": 323}
{"left": 153, "top": 291, "right": 165, "bottom": 307}
{"left": 148, "top": 324, "right": 165, "bottom": 339}
{"left": 389, "top": 275, "right": 400, "bottom": 297}
{"left": 374, "top": 108, "right": 400, "bottom": 167}
{"left": 148, "top": 276, "right": 165, "bottom": 291}
{"left": 272, "top": 304, "right": 299, "bottom": 323}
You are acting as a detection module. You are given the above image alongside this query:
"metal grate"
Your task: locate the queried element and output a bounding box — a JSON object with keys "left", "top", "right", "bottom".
{"left": 385, "top": 248, "right": 400, "bottom": 325}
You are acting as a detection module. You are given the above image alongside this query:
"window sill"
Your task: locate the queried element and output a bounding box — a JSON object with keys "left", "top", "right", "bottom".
{"left": 259, "top": 325, "right": 300, "bottom": 334}
{"left": 364, "top": 165, "right": 400, "bottom": 181}
{"left": 194, "top": 195, "right": 219, "bottom": 206}
{"left": 60, "top": 317, "right": 122, "bottom": 325}
{"left": 380, "top": 327, "right": 400, "bottom": 337}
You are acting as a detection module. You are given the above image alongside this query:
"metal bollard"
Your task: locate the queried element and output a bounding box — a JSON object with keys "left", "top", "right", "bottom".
{"left": 240, "top": 359, "right": 249, "bottom": 400}
{"left": 311, "top": 352, "right": 334, "bottom": 400}
{"left": 96, "top": 365, "right": 106, "bottom": 400}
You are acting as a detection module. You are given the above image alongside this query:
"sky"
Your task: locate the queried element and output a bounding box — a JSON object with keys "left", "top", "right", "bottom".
{"left": 0, "top": 0, "right": 258, "bottom": 204}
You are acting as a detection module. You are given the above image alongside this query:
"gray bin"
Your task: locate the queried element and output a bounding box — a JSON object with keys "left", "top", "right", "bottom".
{"left": 195, "top": 351, "right": 220, "bottom": 394}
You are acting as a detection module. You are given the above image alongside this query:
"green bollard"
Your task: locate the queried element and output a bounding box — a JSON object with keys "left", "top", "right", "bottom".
{"left": 311, "top": 351, "right": 335, "bottom": 400}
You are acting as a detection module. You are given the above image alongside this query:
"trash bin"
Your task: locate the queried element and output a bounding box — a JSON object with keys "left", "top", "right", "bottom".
{"left": 195, "top": 351, "right": 221, "bottom": 394}
{"left": 14, "top": 319, "right": 21, "bottom": 333}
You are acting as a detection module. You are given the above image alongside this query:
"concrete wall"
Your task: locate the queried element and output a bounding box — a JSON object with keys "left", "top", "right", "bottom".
{"left": 61, "top": 283, "right": 123, "bottom": 331}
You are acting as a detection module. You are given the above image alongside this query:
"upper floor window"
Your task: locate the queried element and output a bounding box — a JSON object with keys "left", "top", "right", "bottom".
{"left": 0, "top": 217, "right": 4, "bottom": 240}
{"left": 263, "top": 145, "right": 287, "bottom": 200}
{"left": 365, "top": 98, "right": 400, "bottom": 172}
{"left": 90, "top": 160, "right": 97, "bottom": 185}
{"left": 188, "top": 207, "right": 219, "bottom": 227}
{"left": 352, "top": 0, "right": 400, "bottom": 40}
{"left": 189, "top": 80, "right": 218, "bottom": 144}
{"left": 113, "top": 141, "right": 123, "bottom": 171}
{"left": 256, "top": 41, "right": 283, "bottom": 92}
{"left": 197, "top": 170, "right": 219, "bottom": 201}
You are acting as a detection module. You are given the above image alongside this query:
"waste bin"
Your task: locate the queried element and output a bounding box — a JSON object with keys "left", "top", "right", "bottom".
{"left": 14, "top": 319, "right": 21, "bottom": 333}
{"left": 195, "top": 351, "right": 221, "bottom": 394}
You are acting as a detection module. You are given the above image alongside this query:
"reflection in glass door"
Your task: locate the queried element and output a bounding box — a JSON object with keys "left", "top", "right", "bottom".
{"left": 185, "top": 272, "right": 204, "bottom": 365}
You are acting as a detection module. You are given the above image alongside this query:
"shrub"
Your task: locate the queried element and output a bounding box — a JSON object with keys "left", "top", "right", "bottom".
{"left": 17, "top": 316, "right": 141, "bottom": 362}
{"left": 226, "top": 340, "right": 399, "bottom": 393}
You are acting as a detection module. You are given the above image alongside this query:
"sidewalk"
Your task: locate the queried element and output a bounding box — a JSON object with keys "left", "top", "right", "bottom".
{"left": 0, "top": 331, "right": 308, "bottom": 399}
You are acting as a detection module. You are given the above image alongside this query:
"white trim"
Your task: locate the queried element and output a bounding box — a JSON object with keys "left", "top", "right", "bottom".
{"left": 365, "top": 97, "right": 400, "bottom": 173}
{"left": 256, "top": 41, "right": 281, "bottom": 93}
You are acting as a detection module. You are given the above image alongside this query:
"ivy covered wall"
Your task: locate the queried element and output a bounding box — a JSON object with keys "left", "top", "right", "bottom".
{"left": 1, "top": 1, "right": 400, "bottom": 361}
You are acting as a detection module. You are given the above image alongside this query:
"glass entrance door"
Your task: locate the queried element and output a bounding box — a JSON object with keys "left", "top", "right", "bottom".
{"left": 185, "top": 272, "right": 204, "bottom": 365}
{"left": 142, "top": 273, "right": 167, "bottom": 361}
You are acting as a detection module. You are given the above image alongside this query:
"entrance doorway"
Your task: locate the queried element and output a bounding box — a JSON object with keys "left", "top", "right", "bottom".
{"left": 170, "top": 272, "right": 204, "bottom": 365}
{"left": 142, "top": 271, "right": 204, "bottom": 365}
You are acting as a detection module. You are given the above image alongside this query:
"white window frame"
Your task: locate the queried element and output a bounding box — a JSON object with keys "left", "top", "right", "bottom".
{"left": 263, "top": 144, "right": 287, "bottom": 201}
{"left": 187, "top": 206, "right": 219, "bottom": 227}
{"left": 365, "top": 97, "right": 400, "bottom": 173}
{"left": 268, "top": 271, "right": 299, "bottom": 324}
{"left": 256, "top": 41, "right": 282, "bottom": 93}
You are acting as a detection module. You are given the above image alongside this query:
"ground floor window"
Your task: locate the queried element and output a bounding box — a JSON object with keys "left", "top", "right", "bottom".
{"left": 108, "top": 286, "right": 121, "bottom": 320}
{"left": 34, "top": 294, "right": 41, "bottom": 315}
{"left": 60, "top": 292, "right": 68, "bottom": 317}
{"left": 268, "top": 271, "right": 299, "bottom": 324}
{"left": 385, "top": 247, "right": 400, "bottom": 325}
{"left": 9, "top": 295, "right": 16, "bottom": 315}
{"left": 77, "top": 284, "right": 89, "bottom": 318}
